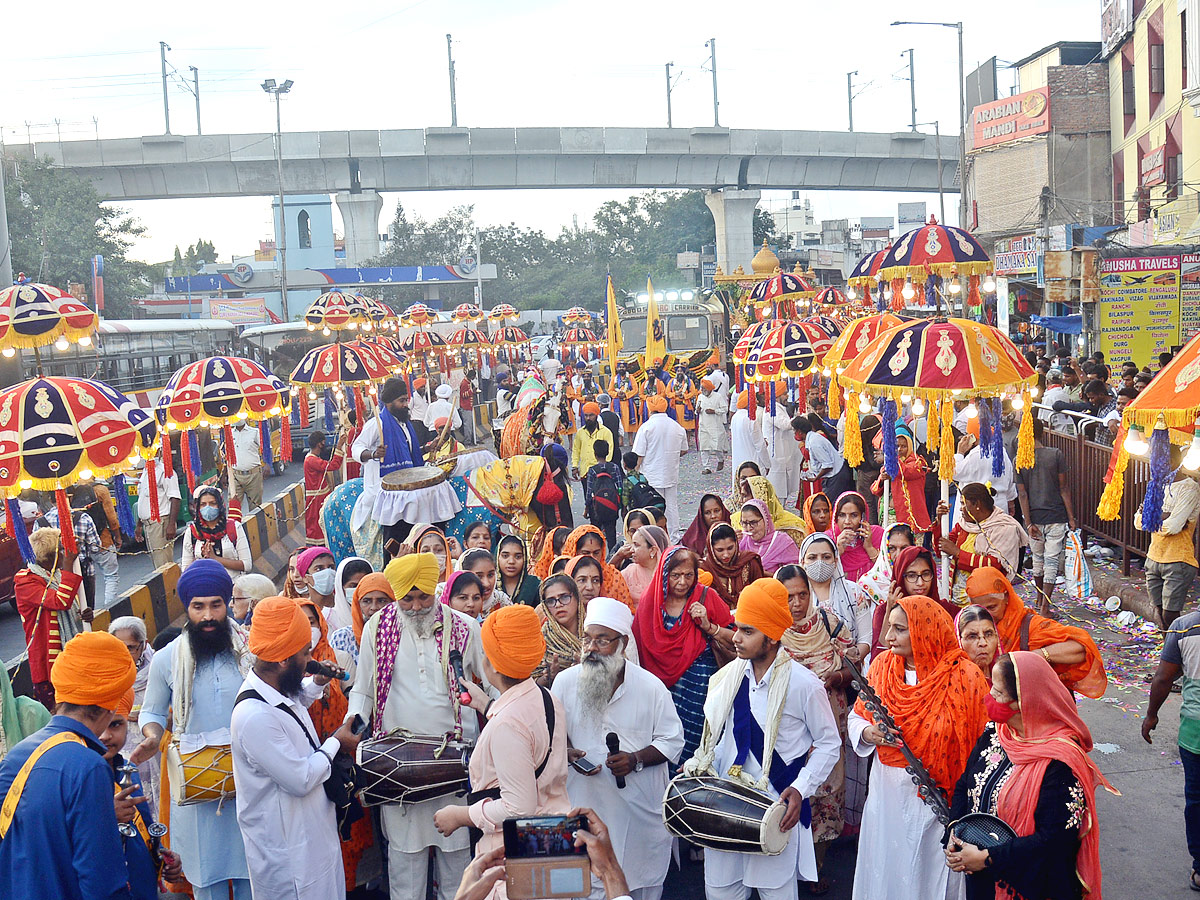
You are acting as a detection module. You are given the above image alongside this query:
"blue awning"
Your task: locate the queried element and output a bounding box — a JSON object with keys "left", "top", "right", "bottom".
{"left": 1029, "top": 314, "right": 1082, "bottom": 335}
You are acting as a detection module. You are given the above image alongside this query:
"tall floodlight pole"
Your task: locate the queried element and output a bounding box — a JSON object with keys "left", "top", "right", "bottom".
{"left": 705, "top": 38, "right": 719, "bottom": 126}
{"left": 262, "top": 78, "right": 294, "bottom": 320}
{"left": 447, "top": 34, "right": 458, "bottom": 127}
{"left": 160, "top": 41, "right": 172, "bottom": 134}
{"left": 190, "top": 66, "right": 201, "bottom": 134}
{"left": 665, "top": 62, "right": 674, "bottom": 128}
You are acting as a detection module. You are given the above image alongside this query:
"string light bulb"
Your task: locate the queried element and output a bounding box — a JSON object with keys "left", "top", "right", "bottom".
{"left": 78, "top": 335, "right": 92, "bottom": 347}
{"left": 54, "top": 336, "right": 70, "bottom": 351}
{"left": 982, "top": 276, "right": 996, "bottom": 293}
{"left": 965, "top": 401, "right": 979, "bottom": 419}
{"left": 1183, "top": 426, "right": 1200, "bottom": 471}
{"left": 900, "top": 392, "right": 912, "bottom": 404}
{"left": 948, "top": 281, "right": 962, "bottom": 295}
{"left": 1123, "top": 424, "right": 1150, "bottom": 456}
{"left": 1, "top": 348, "right": 13, "bottom": 358}
{"left": 901, "top": 281, "right": 915, "bottom": 301}
{"left": 1012, "top": 395, "right": 1024, "bottom": 410}
{"left": 847, "top": 287, "right": 857, "bottom": 300}
{"left": 911, "top": 399, "right": 926, "bottom": 416}
{"left": 322, "top": 328, "right": 331, "bottom": 337}
{"left": 858, "top": 396, "right": 871, "bottom": 414}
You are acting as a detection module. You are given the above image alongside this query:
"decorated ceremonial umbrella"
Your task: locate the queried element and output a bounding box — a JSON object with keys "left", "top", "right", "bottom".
{"left": 847, "top": 246, "right": 890, "bottom": 306}
{"left": 401, "top": 303, "right": 438, "bottom": 328}
{"left": 822, "top": 312, "right": 915, "bottom": 415}
{"left": 399, "top": 329, "right": 450, "bottom": 375}
{"left": 291, "top": 340, "right": 393, "bottom": 425}
{"left": 563, "top": 306, "right": 592, "bottom": 325}
{"left": 0, "top": 276, "right": 99, "bottom": 372}
{"left": 304, "top": 290, "right": 371, "bottom": 334}
{"left": 877, "top": 217, "right": 994, "bottom": 313}
{"left": 448, "top": 326, "right": 493, "bottom": 369}
{"left": 358, "top": 295, "right": 399, "bottom": 332}
{"left": 492, "top": 325, "right": 532, "bottom": 366}
{"left": 803, "top": 315, "right": 845, "bottom": 341}
{"left": 732, "top": 319, "right": 784, "bottom": 389}
{"left": 157, "top": 356, "right": 293, "bottom": 493}
{"left": 0, "top": 376, "right": 158, "bottom": 555}
{"left": 560, "top": 326, "right": 603, "bottom": 363}
{"left": 746, "top": 270, "right": 817, "bottom": 317}
{"left": 451, "top": 303, "right": 485, "bottom": 324}
{"left": 366, "top": 334, "right": 406, "bottom": 356}
{"left": 489, "top": 303, "right": 519, "bottom": 323}
{"left": 742, "top": 321, "right": 837, "bottom": 417}
{"left": 812, "top": 286, "right": 848, "bottom": 311}
{"left": 348, "top": 338, "right": 404, "bottom": 373}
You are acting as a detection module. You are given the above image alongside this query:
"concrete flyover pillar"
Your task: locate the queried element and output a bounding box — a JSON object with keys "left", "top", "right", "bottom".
{"left": 335, "top": 189, "right": 383, "bottom": 266}
{"left": 704, "top": 188, "right": 762, "bottom": 276}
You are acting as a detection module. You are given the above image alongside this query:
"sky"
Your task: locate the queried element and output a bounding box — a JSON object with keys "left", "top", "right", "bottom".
{"left": 3, "top": 0, "right": 1101, "bottom": 266}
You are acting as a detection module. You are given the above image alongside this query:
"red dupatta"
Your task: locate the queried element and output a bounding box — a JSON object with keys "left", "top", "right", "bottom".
{"left": 632, "top": 545, "right": 733, "bottom": 689}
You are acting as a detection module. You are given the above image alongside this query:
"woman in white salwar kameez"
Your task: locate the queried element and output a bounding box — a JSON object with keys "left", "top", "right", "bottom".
{"left": 847, "top": 595, "right": 990, "bottom": 900}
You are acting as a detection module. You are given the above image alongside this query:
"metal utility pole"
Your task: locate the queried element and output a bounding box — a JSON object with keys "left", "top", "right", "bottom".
{"left": 189, "top": 66, "right": 201, "bottom": 134}
{"left": 918, "top": 121, "right": 946, "bottom": 222}
{"left": 262, "top": 79, "right": 294, "bottom": 320}
{"left": 706, "top": 38, "right": 719, "bottom": 126}
{"left": 847, "top": 71, "right": 858, "bottom": 131}
{"left": 474, "top": 231, "right": 484, "bottom": 306}
{"left": 665, "top": 62, "right": 674, "bottom": 128}
{"left": 904, "top": 49, "right": 916, "bottom": 131}
{"left": 0, "top": 160, "right": 12, "bottom": 288}
{"left": 159, "top": 41, "right": 172, "bottom": 134}
{"left": 447, "top": 34, "right": 458, "bottom": 127}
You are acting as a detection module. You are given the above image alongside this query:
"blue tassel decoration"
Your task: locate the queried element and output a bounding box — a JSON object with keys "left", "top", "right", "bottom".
{"left": 324, "top": 389, "right": 335, "bottom": 432}
{"left": 989, "top": 398, "right": 1005, "bottom": 478}
{"left": 1141, "top": 426, "right": 1172, "bottom": 533}
{"left": 881, "top": 398, "right": 900, "bottom": 479}
{"left": 926, "top": 274, "right": 938, "bottom": 307}
{"left": 769, "top": 381, "right": 777, "bottom": 416}
{"left": 188, "top": 431, "right": 201, "bottom": 478}
{"left": 260, "top": 420, "right": 274, "bottom": 468}
{"left": 8, "top": 499, "right": 34, "bottom": 565}
{"left": 112, "top": 474, "right": 137, "bottom": 539}
{"left": 290, "top": 399, "right": 300, "bottom": 426}
{"left": 978, "top": 402, "right": 993, "bottom": 459}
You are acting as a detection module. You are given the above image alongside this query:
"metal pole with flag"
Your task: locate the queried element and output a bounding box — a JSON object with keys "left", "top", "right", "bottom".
{"left": 605, "top": 273, "right": 623, "bottom": 374}
{"left": 645, "top": 276, "right": 665, "bottom": 365}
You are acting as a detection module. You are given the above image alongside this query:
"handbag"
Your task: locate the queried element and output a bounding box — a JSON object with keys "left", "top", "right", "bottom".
{"left": 235, "top": 689, "right": 364, "bottom": 840}
{"left": 948, "top": 812, "right": 1017, "bottom": 850}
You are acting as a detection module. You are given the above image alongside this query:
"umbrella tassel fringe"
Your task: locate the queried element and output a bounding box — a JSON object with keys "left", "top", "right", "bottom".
{"left": 56, "top": 489, "right": 77, "bottom": 554}
{"left": 938, "top": 399, "right": 956, "bottom": 481}
{"left": 844, "top": 391, "right": 863, "bottom": 467}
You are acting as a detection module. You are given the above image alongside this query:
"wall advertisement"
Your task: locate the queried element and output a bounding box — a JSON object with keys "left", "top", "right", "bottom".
{"left": 969, "top": 87, "right": 1051, "bottom": 151}
{"left": 1098, "top": 256, "right": 1180, "bottom": 365}
{"left": 1182, "top": 254, "right": 1200, "bottom": 342}
{"left": 993, "top": 234, "right": 1039, "bottom": 276}
{"left": 208, "top": 297, "right": 269, "bottom": 324}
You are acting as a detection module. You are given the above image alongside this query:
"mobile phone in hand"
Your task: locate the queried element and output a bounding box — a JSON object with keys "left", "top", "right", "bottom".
{"left": 570, "top": 756, "right": 600, "bottom": 776}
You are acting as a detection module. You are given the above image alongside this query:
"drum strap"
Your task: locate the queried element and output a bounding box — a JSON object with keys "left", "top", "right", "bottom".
{"left": 1019, "top": 611, "right": 1033, "bottom": 652}
{"left": 0, "top": 732, "right": 87, "bottom": 839}
{"left": 466, "top": 686, "right": 555, "bottom": 805}
{"left": 731, "top": 679, "right": 812, "bottom": 828}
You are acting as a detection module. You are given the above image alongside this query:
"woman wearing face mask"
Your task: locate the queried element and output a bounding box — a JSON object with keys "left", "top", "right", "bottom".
{"left": 938, "top": 482, "right": 1028, "bottom": 589}
{"left": 295, "top": 594, "right": 373, "bottom": 890}
{"left": 955, "top": 605, "right": 1001, "bottom": 681}
{"left": 532, "top": 574, "right": 584, "bottom": 688}
{"left": 831, "top": 491, "right": 882, "bottom": 582}
{"left": 329, "top": 557, "right": 372, "bottom": 634}
{"left": 700, "top": 522, "right": 765, "bottom": 609}
{"left": 800, "top": 533, "right": 870, "bottom": 662}
{"left": 496, "top": 535, "right": 540, "bottom": 607}
{"left": 776, "top": 564, "right": 853, "bottom": 890}
{"left": 180, "top": 486, "right": 251, "bottom": 573}
{"left": 737, "top": 500, "right": 800, "bottom": 576}
{"left": 802, "top": 492, "right": 833, "bottom": 536}
{"left": 401, "top": 524, "right": 453, "bottom": 583}
{"left": 946, "top": 652, "right": 1117, "bottom": 900}
{"left": 620, "top": 525, "right": 668, "bottom": 606}
{"left": 681, "top": 494, "right": 733, "bottom": 555}
{"left": 283, "top": 550, "right": 308, "bottom": 598}
{"left": 849, "top": 596, "right": 990, "bottom": 900}
{"left": 871, "top": 545, "right": 959, "bottom": 662}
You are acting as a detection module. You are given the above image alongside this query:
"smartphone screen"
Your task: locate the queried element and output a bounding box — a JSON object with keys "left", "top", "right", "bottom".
{"left": 570, "top": 756, "right": 600, "bottom": 775}
{"left": 503, "top": 816, "right": 587, "bottom": 859}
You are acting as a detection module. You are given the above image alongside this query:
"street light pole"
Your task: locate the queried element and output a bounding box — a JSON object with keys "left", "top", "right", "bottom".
{"left": 847, "top": 70, "right": 858, "bottom": 131}
{"left": 905, "top": 49, "right": 916, "bottom": 131}
{"left": 705, "top": 38, "right": 719, "bottom": 126}
{"left": 446, "top": 34, "right": 458, "bottom": 127}
{"left": 917, "top": 121, "right": 946, "bottom": 222}
{"left": 159, "top": 41, "right": 172, "bottom": 134}
{"left": 189, "top": 66, "right": 201, "bottom": 135}
{"left": 262, "top": 78, "right": 294, "bottom": 321}
{"left": 665, "top": 62, "right": 674, "bottom": 128}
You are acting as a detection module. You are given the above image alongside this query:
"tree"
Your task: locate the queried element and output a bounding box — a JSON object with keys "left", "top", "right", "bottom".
{"left": 3, "top": 155, "right": 150, "bottom": 317}
{"left": 184, "top": 239, "right": 217, "bottom": 269}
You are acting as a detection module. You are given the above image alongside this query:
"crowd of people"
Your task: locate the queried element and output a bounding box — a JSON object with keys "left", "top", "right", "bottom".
{"left": 3, "top": 340, "right": 1198, "bottom": 900}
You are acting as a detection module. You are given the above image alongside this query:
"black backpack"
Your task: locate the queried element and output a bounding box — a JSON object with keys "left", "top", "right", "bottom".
{"left": 627, "top": 474, "right": 666, "bottom": 514}
{"left": 591, "top": 471, "right": 621, "bottom": 523}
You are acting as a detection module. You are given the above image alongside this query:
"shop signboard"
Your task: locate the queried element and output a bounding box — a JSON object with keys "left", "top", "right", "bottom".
{"left": 1182, "top": 254, "right": 1200, "bottom": 341}
{"left": 970, "top": 87, "right": 1051, "bottom": 150}
{"left": 994, "top": 234, "right": 1039, "bottom": 276}
{"left": 1098, "top": 255, "right": 1180, "bottom": 365}
{"left": 1141, "top": 145, "right": 1167, "bottom": 187}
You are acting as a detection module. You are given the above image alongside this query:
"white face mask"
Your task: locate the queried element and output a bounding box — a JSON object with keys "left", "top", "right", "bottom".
{"left": 310, "top": 568, "right": 337, "bottom": 597}
{"left": 804, "top": 559, "right": 837, "bottom": 584}
{"left": 311, "top": 626, "right": 321, "bottom": 648}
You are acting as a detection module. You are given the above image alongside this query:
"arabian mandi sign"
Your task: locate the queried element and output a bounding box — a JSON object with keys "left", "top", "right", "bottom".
{"left": 970, "top": 87, "right": 1051, "bottom": 151}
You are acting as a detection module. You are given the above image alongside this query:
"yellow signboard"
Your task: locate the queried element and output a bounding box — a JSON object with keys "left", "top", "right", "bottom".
{"left": 1098, "top": 255, "right": 1180, "bottom": 366}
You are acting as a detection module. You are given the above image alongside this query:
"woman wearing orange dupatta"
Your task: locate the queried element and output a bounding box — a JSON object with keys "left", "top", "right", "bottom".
{"left": 802, "top": 492, "right": 833, "bottom": 536}
{"left": 849, "top": 595, "right": 990, "bottom": 900}
{"left": 532, "top": 526, "right": 571, "bottom": 579}
{"left": 965, "top": 567, "right": 1107, "bottom": 699}
{"left": 559, "top": 524, "right": 634, "bottom": 609}
{"left": 297, "top": 596, "right": 374, "bottom": 891}
{"left": 947, "top": 651, "right": 1117, "bottom": 900}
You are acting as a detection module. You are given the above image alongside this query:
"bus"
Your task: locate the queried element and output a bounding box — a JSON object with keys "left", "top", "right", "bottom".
{"left": 617, "top": 295, "right": 728, "bottom": 368}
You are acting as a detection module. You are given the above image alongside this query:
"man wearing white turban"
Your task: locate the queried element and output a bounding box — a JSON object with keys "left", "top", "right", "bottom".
{"left": 424, "top": 382, "right": 462, "bottom": 436}
{"left": 550, "top": 597, "right": 684, "bottom": 900}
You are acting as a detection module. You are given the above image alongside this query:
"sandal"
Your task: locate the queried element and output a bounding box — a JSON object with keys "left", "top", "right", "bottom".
{"left": 1190, "top": 870, "right": 1200, "bottom": 892}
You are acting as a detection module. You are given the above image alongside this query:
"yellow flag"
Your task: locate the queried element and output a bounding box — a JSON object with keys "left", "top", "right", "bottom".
{"left": 645, "top": 276, "right": 666, "bottom": 365}
{"left": 606, "top": 274, "right": 623, "bottom": 372}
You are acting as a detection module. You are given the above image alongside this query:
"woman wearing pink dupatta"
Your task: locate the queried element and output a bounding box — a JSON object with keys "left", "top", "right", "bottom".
{"left": 736, "top": 499, "right": 799, "bottom": 575}
{"left": 947, "top": 650, "right": 1118, "bottom": 900}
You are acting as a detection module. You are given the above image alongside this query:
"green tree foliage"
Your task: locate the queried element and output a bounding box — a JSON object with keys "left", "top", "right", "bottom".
{"left": 185, "top": 239, "right": 217, "bottom": 269}
{"left": 3, "top": 155, "right": 150, "bottom": 318}
{"left": 370, "top": 190, "right": 726, "bottom": 310}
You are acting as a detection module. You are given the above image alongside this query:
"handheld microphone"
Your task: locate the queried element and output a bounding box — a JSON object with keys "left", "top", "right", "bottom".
{"left": 305, "top": 659, "right": 350, "bottom": 681}
{"left": 448, "top": 649, "right": 472, "bottom": 705}
{"left": 606, "top": 732, "right": 626, "bottom": 789}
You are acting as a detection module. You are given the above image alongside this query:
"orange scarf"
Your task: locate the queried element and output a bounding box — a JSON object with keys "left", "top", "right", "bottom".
{"left": 560, "top": 524, "right": 634, "bottom": 609}
{"left": 855, "top": 595, "right": 989, "bottom": 795}
{"left": 532, "top": 526, "right": 571, "bottom": 579}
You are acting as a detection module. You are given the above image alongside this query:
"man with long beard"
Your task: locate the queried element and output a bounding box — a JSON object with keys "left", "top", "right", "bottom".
{"left": 231, "top": 596, "right": 362, "bottom": 899}
{"left": 133, "top": 559, "right": 252, "bottom": 900}
{"left": 551, "top": 597, "right": 684, "bottom": 900}
{"left": 351, "top": 377, "right": 427, "bottom": 547}
{"left": 346, "top": 553, "right": 491, "bottom": 900}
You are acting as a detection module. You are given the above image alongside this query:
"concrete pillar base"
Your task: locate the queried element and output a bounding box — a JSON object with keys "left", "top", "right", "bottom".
{"left": 335, "top": 189, "right": 383, "bottom": 267}
{"left": 704, "top": 188, "right": 762, "bottom": 276}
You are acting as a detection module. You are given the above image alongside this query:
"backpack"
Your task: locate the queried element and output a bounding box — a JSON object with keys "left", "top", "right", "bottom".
{"left": 591, "top": 470, "right": 621, "bottom": 523}
{"left": 627, "top": 474, "right": 666, "bottom": 514}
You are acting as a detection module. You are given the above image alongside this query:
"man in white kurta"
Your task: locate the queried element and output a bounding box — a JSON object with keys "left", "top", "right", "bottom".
{"left": 551, "top": 598, "right": 684, "bottom": 900}
{"left": 631, "top": 402, "right": 689, "bottom": 541}
{"left": 346, "top": 553, "right": 491, "bottom": 900}
{"left": 231, "top": 596, "right": 356, "bottom": 900}
{"left": 697, "top": 380, "right": 729, "bottom": 474}
{"left": 681, "top": 579, "right": 841, "bottom": 900}
{"left": 763, "top": 405, "right": 801, "bottom": 505}
{"left": 730, "top": 395, "right": 768, "bottom": 490}
{"left": 425, "top": 383, "right": 463, "bottom": 433}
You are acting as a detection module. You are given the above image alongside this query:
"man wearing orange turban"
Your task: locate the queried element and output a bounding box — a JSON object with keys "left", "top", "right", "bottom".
{"left": 0, "top": 631, "right": 144, "bottom": 900}
{"left": 233, "top": 596, "right": 361, "bottom": 900}
{"left": 679, "top": 578, "right": 842, "bottom": 894}
{"left": 347, "top": 551, "right": 491, "bottom": 899}
{"left": 432, "top": 605, "right": 570, "bottom": 869}
{"left": 633, "top": 388, "right": 690, "bottom": 541}
{"left": 571, "top": 398, "right": 615, "bottom": 482}
{"left": 698, "top": 374, "right": 730, "bottom": 475}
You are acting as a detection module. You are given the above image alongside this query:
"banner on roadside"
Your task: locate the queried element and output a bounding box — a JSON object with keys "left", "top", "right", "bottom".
{"left": 1098, "top": 256, "right": 1180, "bottom": 365}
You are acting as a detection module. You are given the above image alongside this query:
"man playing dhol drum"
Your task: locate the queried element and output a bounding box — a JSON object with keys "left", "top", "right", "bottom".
{"left": 346, "top": 552, "right": 493, "bottom": 900}
{"left": 681, "top": 578, "right": 841, "bottom": 900}
{"left": 351, "top": 377, "right": 427, "bottom": 547}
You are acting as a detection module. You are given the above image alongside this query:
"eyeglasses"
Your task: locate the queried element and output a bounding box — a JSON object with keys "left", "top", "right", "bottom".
{"left": 582, "top": 635, "right": 621, "bottom": 649}
{"left": 903, "top": 571, "right": 935, "bottom": 583}
{"left": 544, "top": 593, "right": 574, "bottom": 608}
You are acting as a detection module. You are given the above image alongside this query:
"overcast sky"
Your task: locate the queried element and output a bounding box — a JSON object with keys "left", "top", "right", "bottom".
{"left": 4, "top": 0, "right": 1100, "bottom": 266}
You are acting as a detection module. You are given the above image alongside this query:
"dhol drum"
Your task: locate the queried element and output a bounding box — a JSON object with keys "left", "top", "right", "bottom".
{"left": 356, "top": 732, "right": 472, "bottom": 807}
{"left": 662, "top": 775, "right": 789, "bottom": 855}
{"left": 380, "top": 465, "right": 448, "bottom": 492}
{"left": 165, "top": 742, "right": 236, "bottom": 806}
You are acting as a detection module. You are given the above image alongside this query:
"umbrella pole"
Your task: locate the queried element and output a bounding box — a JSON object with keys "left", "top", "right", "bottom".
{"left": 881, "top": 478, "right": 891, "bottom": 530}
{"left": 33, "top": 346, "right": 43, "bottom": 377}
{"left": 939, "top": 478, "right": 952, "bottom": 601}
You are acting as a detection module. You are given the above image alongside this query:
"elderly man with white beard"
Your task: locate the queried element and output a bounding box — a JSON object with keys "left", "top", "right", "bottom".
{"left": 346, "top": 552, "right": 492, "bottom": 900}
{"left": 551, "top": 596, "right": 684, "bottom": 900}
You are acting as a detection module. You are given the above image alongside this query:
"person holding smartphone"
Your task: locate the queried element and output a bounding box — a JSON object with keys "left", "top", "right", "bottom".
{"left": 552, "top": 598, "right": 684, "bottom": 900}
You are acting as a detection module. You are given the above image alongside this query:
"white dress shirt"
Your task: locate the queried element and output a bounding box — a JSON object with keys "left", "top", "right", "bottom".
{"left": 424, "top": 398, "right": 462, "bottom": 430}
{"left": 552, "top": 662, "right": 685, "bottom": 894}
{"left": 803, "top": 429, "right": 843, "bottom": 478}
{"left": 136, "top": 459, "right": 182, "bottom": 521}
{"left": 231, "top": 670, "right": 343, "bottom": 900}
{"left": 231, "top": 424, "right": 262, "bottom": 471}
{"left": 631, "top": 412, "right": 688, "bottom": 489}
{"left": 730, "top": 408, "right": 768, "bottom": 472}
